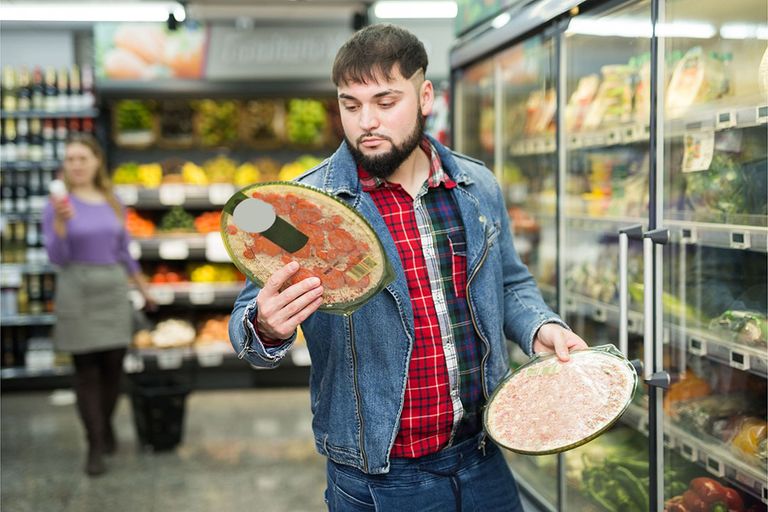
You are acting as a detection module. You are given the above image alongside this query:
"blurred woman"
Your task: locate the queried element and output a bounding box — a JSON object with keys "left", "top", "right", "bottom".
{"left": 42, "top": 134, "right": 155, "bottom": 476}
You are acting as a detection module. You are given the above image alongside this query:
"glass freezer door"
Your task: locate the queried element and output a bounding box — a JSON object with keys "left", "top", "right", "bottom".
{"left": 453, "top": 57, "right": 496, "bottom": 170}
{"left": 497, "top": 34, "right": 560, "bottom": 510}
{"left": 560, "top": 1, "right": 654, "bottom": 510}
{"left": 660, "top": 0, "right": 768, "bottom": 510}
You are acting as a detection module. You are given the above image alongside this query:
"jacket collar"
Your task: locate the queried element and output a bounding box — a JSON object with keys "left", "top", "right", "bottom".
{"left": 322, "top": 134, "right": 474, "bottom": 199}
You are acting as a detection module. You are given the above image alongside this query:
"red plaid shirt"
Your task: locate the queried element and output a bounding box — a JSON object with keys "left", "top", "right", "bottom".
{"left": 360, "top": 139, "right": 478, "bottom": 458}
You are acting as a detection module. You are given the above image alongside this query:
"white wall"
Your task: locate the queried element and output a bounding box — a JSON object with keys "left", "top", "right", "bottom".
{"left": 0, "top": 29, "right": 75, "bottom": 68}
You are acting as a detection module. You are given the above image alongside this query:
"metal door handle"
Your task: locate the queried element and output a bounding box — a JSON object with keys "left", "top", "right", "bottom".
{"left": 643, "top": 228, "right": 670, "bottom": 386}
{"left": 618, "top": 225, "right": 643, "bottom": 357}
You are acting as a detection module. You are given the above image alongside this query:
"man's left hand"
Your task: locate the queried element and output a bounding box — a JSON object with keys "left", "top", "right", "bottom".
{"left": 532, "top": 323, "right": 588, "bottom": 362}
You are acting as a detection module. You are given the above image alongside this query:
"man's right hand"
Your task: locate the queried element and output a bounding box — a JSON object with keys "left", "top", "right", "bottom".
{"left": 255, "top": 261, "right": 324, "bottom": 340}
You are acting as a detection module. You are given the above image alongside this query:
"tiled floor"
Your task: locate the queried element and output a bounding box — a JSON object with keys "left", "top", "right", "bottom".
{"left": 2, "top": 388, "right": 543, "bottom": 512}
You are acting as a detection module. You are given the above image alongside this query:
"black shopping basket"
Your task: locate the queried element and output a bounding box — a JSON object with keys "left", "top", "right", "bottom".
{"left": 129, "top": 375, "right": 190, "bottom": 451}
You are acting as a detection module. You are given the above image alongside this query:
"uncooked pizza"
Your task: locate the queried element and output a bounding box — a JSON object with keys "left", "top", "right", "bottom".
{"left": 222, "top": 182, "right": 395, "bottom": 315}
{"left": 484, "top": 345, "right": 637, "bottom": 454}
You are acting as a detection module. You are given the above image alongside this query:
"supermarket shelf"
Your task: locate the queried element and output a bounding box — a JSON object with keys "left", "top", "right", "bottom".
{"left": 623, "top": 404, "right": 768, "bottom": 503}
{"left": 565, "top": 214, "right": 647, "bottom": 235}
{"left": 667, "top": 101, "right": 768, "bottom": 137}
{"left": 98, "top": 79, "right": 336, "bottom": 99}
{"left": 114, "top": 184, "right": 236, "bottom": 209}
{"left": 565, "top": 292, "right": 768, "bottom": 378}
{"left": 509, "top": 136, "right": 556, "bottom": 156}
{"left": 1, "top": 263, "right": 56, "bottom": 274}
{"left": 0, "top": 365, "right": 73, "bottom": 380}
{"left": 0, "top": 109, "right": 98, "bottom": 119}
{"left": 509, "top": 124, "right": 650, "bottom": 156}
{"left": 664, "top": 219, "right": 768, "bottom": 253}
{"left": 0, "top": 314, "right": 56, "bottom": 326}
{"left": 147, "top": 283, "right": 243, "bottom": 307}
{"left": 130, "top": 233, "right": 231, "bottom": 262}
{"left": 2, "top": 159, "right": 61, "bottom": 171}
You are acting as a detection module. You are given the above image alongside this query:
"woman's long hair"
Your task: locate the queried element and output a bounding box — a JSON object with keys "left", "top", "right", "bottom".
{"left": 62, "top": 133, "right": 124, "bottom": 219}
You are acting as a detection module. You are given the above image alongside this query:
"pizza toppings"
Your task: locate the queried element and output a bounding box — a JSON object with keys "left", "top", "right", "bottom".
{"left": 485, "top": 348, "right": 636, "bottom": 454}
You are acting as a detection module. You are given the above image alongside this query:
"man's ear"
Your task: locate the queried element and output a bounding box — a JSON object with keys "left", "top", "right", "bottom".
{"left": 420, "top": 79, "right": 435, "bottom": 117}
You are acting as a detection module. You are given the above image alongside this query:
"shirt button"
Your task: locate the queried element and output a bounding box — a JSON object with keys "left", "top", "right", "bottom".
{"left": 479, "top": 215, "right": 486, "bottom": 224}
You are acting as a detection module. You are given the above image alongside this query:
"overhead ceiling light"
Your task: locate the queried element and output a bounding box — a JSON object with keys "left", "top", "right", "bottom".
{"left": 0, "top": 2, "right": 186, "bottom": 23}
{"left": 720, "top": 23, "right": 768, "bottom": 40}
{"left": 374, "top": 1, "right": 457, "bottom": 19}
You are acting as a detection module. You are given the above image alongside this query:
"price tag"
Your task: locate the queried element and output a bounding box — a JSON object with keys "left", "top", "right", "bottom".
{"left": 523, "top": 140, "right": 535, "bottom": 155}
{"left": 129, "top": 240, "right": 142, "bottom": 260}
{"left": 688, "top": 338, "right": 707, "bottom": 356}
{"left": 569, "top": 135, "right": 582, "bottom": 149}
{"left": 156, "top": 349, "right": 184, "bottom": 369}
{"left": 607, "top": 129, "right": 622, "bottom": 145}
{"left": 115, "top": 185, "right": 138, "bottom": 205}
{"left": 729, "top": 231, "right": 751, "bottom": 250}
{"left": 151, "top": 286, "right": 175, "bottom": 305}
{"left": 205, "top": 232, "right": 231, "bottom": 262}
{"left": 159, "top": 240, "right": 189, "bottom": 260}
{"left": 592, "top": 307, "right": 607, "bottom": 323}
{"left": 680, "top": 442, "right": 697, "bottom": 462}
{"left": 663, "top": 432, "right": 675, "bottom": 448}
{"left": 189, "top": 284, "right": 215, "bottom": 305}
{"left": 680, "top": 228, "right": 697, "bottom": 244}
{"left": 158, "top": 184, "right": 186, "bottom": 205}
{"left": 729, "top": 349, "right": 750, "bottom": 371}
{"left": 545, "top": 137, "right": 556, "bottom": 153}
{"left": 208, "top": 184, "right": 235, "bottom": 205}
{"left": 706, "top": 455, "right": 725, "bottom": 477}
{"left": 627, "top": 316, "right": 639, "bottom": 334}
{"left": 196, "top": 349, "right": 224, "bottom": 367}
{"left": 624, "top": 125, "right": 637, "bottom": 141}
{"left": 123, "top": 353, "right": 145, "bottom": 374}
{"left": 757, "top": 105, "right": 768, "bottom": 124}
{"left": 291, "top": 346, "right": 312, "bottom": 366}
{"left": 715, "top": 110, "right": 737, "bottom": 130}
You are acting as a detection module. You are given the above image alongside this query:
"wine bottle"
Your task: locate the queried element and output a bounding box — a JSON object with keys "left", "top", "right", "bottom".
{"left": 69, "top": 65, "right": 82, "bottom": 111}
{"left": 16, "top": 67, "right": 31, "bottom": 112}
{"left": 44, "top": 67, "right": 58, "bottom": 113}
{"left": 55, "top": 119, "right": 67, "bottom": 159}
{"left": 42, "top": 119, "right": 55, "bottom": 161}
{"left": 28, "top": 118, "right": 43, "bottom": 162}
{"left": 81, "top": 65, "right": 95, "bottom": 110}
{"left": 4, "top": 119, "right": 18, "bottom": 163}
{"left": 57, "top": 68, "right": 69, "bottom": 113}
{"left": 31, "top": 67, "right": 44, "bottom": 112}
{"left": 2, "top": 66, "right": 17, "bottom": 112}
{"left": 15, "top": 117, "right": 29, "bottom": 162}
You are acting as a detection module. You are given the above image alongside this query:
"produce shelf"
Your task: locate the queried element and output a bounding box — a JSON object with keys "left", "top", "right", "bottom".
{"left": 130, "top": 233, "right": 231, "bottom": 262}
{"left": 666, "top": 100, "right": 768, "bottom": 137}
{"left": 0, "top": 314, "right": 56, "bottom": 326}
{"left": 146, "top": 282, "right": 243, "bottom": 307}
{"left": 115, "top": 184, "right": 236, "bottom": 209}
{"left": 564, "top": 292, "right": 768, "bottom": 378}
{"left": 623, "top": 403, "right": 768, "bottom": 504}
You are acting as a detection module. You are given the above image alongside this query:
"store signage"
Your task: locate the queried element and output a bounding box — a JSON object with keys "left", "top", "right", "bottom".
{"left": 205, "top": 26, "right": 352, "bottom": 80}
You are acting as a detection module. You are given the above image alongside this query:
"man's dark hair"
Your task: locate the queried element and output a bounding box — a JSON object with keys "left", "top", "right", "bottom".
{"left": 332, "top": 23, "right": 428, "bottom": 86}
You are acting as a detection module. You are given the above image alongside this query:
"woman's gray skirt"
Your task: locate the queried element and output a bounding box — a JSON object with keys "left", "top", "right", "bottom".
{"left": 54, "top": 263, "right": 132, "bottom": 354}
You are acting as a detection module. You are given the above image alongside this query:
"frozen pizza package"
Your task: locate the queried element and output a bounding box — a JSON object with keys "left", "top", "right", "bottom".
{"left": 484, "top": 344, "right": 638, "bottom": 455}
{"left": 221, "top": 181, "right": 396, "bottom": 315}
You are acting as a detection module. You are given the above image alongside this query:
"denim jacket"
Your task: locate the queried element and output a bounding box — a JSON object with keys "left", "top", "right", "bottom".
{"left": 229, "top": 135, "right": 565, "bottom": 475}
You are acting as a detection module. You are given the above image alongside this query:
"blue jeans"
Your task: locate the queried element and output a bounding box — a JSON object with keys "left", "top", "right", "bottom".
{"left": 325, "top": 435, "right": 524, "bottom": 512}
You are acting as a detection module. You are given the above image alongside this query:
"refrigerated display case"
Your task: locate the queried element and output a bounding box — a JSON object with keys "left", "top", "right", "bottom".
{"left": 451, "top": 0, "right": 767, "bottom": 510}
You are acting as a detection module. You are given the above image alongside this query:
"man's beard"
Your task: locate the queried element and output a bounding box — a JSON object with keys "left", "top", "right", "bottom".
{"left": 346, "top": 110, "right": 426, "bottom": 180}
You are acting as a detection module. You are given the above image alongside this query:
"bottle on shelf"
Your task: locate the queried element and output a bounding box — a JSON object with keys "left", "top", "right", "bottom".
{"left": 13, "top": 222, "right": 26, "bottom": 263}
{"left": 0, "top": 120, "right": 6, "bottom": 164}
{"left": 57, "top": 68, "right": 69, "bottom": 113}
{"left": 42, "top": 119, "right": 55, "bottom": 161}
{"left": 15, "top": 117, "right": 29, "bottom": 162}
{"left": 2, "top": 66, "right": 18, "bottom": 113}
{"left": 14, "top": 170, "right": 28, "bottom": 215}
{"left": 55, "top": 118, "right": 67, "bottom": 159}
{"left": 1, "top": 169, "right": 15, "bottom": 215}
{"left": 31, "top": 67, "right": 44, "bottom": 112}
{"left": 28, "top": 118, "right": 43, "bottom": 163}
{"left": 69, "top": 65, "right": 82, "bottom": 111}
{"left": 68, "top": 118, "right": 81, "bottom": 135}
{"left": 81, "top": 65, "right": 95, "bottom": 110}
{"left": 17, "top": 275, "right": 29, "bottom": 314}
{"left": 81, "top": 117, "right": 94, "bottom": 134}
{"left": 42, "top": 274, "right": 55, "bottom": 313}
{"left": 16, "top": 67, "right": 31, "bottom": 113}
{"left": 44, "top": 67, "right": 58, "bottom": 113}
{"left": 4, "top": 118, "right": 18, "bottom": 163}
{"left": 0, "top": 220, "right": 15, "bottom": 263}
{"left": 28, "top": 274, "right": 43, "bottom": 315}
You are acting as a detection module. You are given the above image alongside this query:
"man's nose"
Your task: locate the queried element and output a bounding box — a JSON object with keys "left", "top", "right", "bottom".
{"left": 359, "top": 105, "right": 379, "bottom": 132}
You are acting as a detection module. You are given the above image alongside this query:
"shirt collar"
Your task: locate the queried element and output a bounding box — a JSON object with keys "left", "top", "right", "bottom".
{"left": 358, "top": 137, "right": 457, "bottom": 192}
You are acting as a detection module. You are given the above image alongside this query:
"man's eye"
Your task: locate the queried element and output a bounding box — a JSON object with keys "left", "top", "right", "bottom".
{"left": 379, "top": 102, "right": 394, "bottom": 109}
{"left": 342, "top": 104, "right": 359, "bottom": 112}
